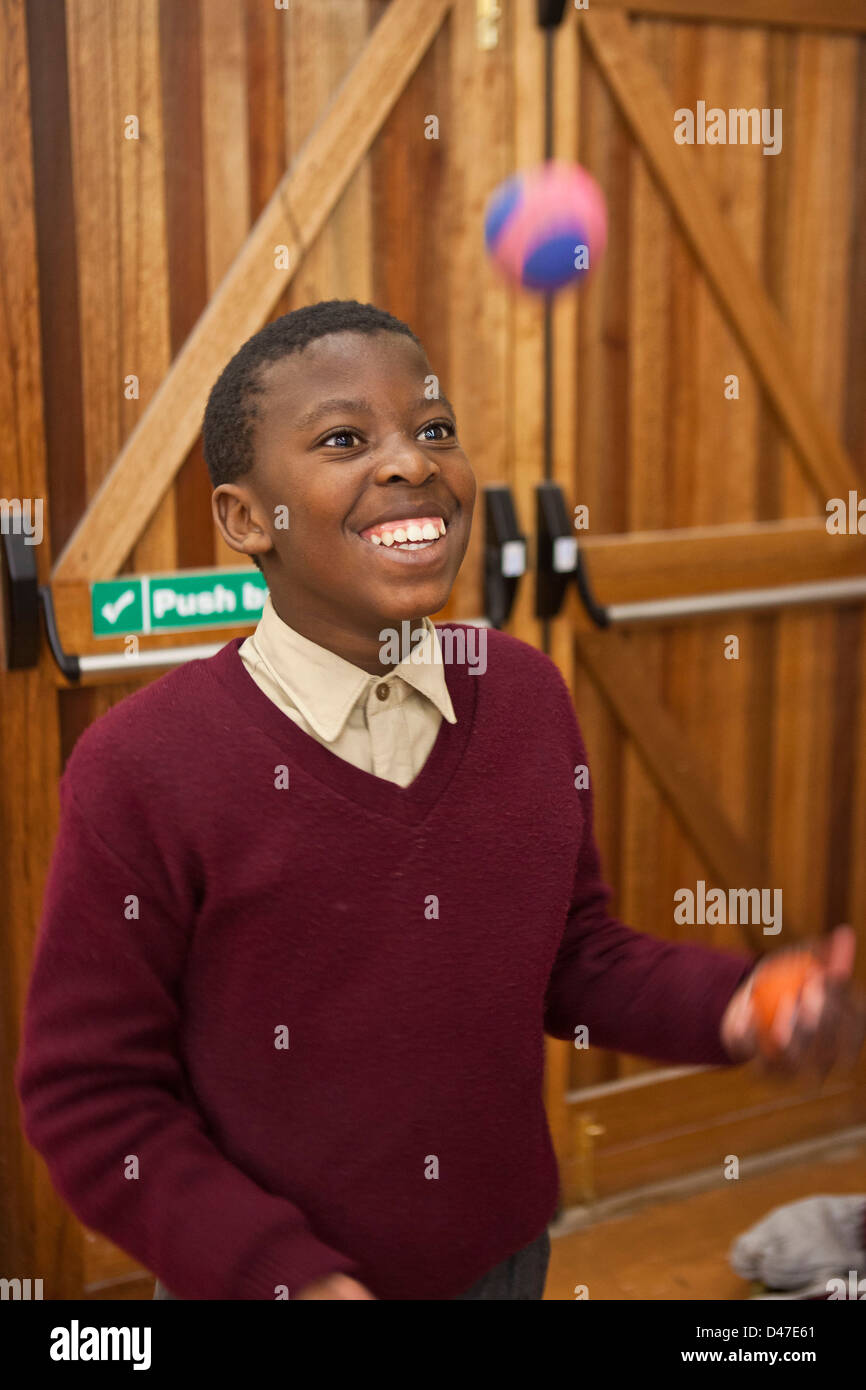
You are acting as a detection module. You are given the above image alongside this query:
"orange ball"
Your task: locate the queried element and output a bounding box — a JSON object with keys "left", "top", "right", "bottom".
{"left": 750, "top": 952, "right": 820, "bottom": 1053}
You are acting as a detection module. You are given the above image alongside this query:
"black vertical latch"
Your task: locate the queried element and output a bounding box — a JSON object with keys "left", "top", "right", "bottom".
{"left": 0, "top": 529, "right": 40, "bottom": 670}
{"left": 535, "top": 481, "right": 578, "bottom": 620}
{"left": 483, "top": 486, "right": 527, "bottom": 630}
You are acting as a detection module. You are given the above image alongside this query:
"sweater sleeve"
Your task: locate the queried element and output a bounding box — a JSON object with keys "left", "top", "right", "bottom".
{"left": 15, "top": 775, "right": 362, "bottom": 1299}
{"left": 542, "top": 681, "right": 758, "bottom": 1066}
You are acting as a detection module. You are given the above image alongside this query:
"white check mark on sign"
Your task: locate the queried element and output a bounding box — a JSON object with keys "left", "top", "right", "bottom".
{"left": 101, "top": 589, "right": 136, "bottom": 625}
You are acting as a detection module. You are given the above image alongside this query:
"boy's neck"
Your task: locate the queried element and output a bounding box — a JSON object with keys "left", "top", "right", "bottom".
{"left": 268, "top": 592, "right": 426, "bottom": 677}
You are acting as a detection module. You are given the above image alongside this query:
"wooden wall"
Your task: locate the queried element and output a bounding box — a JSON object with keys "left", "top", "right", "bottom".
{"left": 3, "top": 0, "right": 866, "bottom": 1289}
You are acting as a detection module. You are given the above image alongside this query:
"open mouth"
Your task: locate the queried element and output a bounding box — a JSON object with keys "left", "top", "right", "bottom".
{"left": 356, "top": 515, "right": 448, "bottom": 553}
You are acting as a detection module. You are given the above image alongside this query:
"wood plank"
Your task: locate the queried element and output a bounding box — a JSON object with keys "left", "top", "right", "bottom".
{"left": 589, "top": 0, "right": 866, "bottom": 34}
{"left": 245, "top": 0, "right": 286, "bottom": 224}
{"left": 661, "top": 21, "right": 768, "bottom": 976}
{"left": 571, "top": 22, "right": 630, "bottom": 1094}
{"left": 285, "top": 0, "right": 373, "bottom": 313}
{"left": 581, "top": 10, "right": 861, "bottom": 504}
{"left": 202, "top": 0, "right": 250, "bottom": 290}
{"left": 745, "top": 24, "right": 791, "bottom": 876}
{"left": 769, "top": 30, "right": 858, "bottom": 943}
{"left": 815, "top": 37, "right": 862, "bottom": 937}
{"left": 617, "top": 18, "right": 671, "bottom": 1079}
{"left": 442, "top": 0, "right": 509, "bottom": 623}
{"left": 25, "top": 0, "right": 86, "bottom": 557}
{"left": 64, "top": 0, "right": 173, "bottom": 727}
{"left": 578, "top": 37, "right": 630, "bottom": 538}
{"left": 547, "top": 6, "right": 584, "bottom": 1130}
{"left": 202, "top": 0, "right": 252, "bottom": 570}
{"left": 845, "top": 44, "right": 866, "bottom": 987}
{"left": 65, "top": 0, "right": 122, "bottom": 499}
{"left": 844, "top": 39, "right": 866, "bottom": 477}
{"left": 118, "top": 0, "right": 176, "bottom": 576}
{"left": 849, "top": 621, "right": 866, "bottom": 991}
{"left": 52, "top": 0, "right": 455, "bottom": 584}
{"left": 511, "top": 0, "right": 546, "bottom": 650}
{"left": 159, "top": 0, "right": 212, "bottom": 572}
{"left": 368, "top": 2, "right": 444, "bottom": 378}
{"left": 0, "top": 0, "right": 78, "bottom": 1296}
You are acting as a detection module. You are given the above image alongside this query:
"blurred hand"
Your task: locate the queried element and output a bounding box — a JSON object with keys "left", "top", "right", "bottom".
{"left": 294, "top": 1273, "right": 377, "bottom": 1300}
{"left": 720, "top": 924, "right": 866, "bottom": 1079}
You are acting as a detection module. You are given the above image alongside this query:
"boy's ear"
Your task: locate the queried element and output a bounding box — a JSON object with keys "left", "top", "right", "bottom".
{"left": 211, "top": 484, "right": 273, "bottom": 563}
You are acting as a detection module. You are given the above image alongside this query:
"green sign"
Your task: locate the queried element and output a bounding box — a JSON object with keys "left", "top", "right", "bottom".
{"left": 91, "top": 568, "right": 268, "bottom": 638}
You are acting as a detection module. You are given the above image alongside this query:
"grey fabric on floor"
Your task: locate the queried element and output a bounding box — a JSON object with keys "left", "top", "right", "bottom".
{"left": 729, "top": 1194, "right": 866, "bottom": 1291}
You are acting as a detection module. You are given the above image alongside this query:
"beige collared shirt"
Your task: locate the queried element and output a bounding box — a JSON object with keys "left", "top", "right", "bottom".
{"left": 238, "top": 594, "right": 457, "bottom": 787}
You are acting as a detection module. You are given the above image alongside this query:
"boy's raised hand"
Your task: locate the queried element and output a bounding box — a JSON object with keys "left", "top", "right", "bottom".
{"left": 720, "top": 924, "right": 866, "bottom": 1079}
{"left": 295, "top": 1273, "right": 377, "bottom": 1300}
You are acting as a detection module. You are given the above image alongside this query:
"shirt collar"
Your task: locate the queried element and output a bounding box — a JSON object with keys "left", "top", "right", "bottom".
{"left": 249, "top": 594, "right": 457, "bottom": 743}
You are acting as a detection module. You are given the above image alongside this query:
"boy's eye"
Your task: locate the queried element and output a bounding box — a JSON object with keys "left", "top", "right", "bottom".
{"left": 418, "top": 420, "right": 455, "bottom": 441}
{"left": 321, "top": 429, "right": 362, "bottom": 448}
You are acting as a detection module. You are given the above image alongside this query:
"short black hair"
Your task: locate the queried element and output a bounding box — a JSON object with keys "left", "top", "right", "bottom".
{"left": 202, "top": 300, "right": 425, "bottom": 570}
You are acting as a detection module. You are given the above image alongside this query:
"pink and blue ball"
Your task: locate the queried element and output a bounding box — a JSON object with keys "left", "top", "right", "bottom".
{"left": 484, "top": 160, "right": 607, "bottom": 293}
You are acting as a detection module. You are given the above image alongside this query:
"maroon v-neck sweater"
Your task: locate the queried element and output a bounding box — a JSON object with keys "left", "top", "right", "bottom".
{"left": 16, "top": 626, "right": 756, "bottom": 1300}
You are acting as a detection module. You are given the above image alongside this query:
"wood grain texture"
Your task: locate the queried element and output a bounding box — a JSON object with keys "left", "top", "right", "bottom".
{"left": 440, "top": 0, "right": 509, "bottom": 622}
{"left": 510, "top": 0, "right": 546, "bottom": 648}
{"left": 25, "top": 0, "right": 86, "bottom": 558}
{"left": 571, "top": 610, "right": 788, "bottom": 952}
{"left": 52, "top": 0, "right": 455, "bottom": 583}
{"left": 159, "top": 0, "right": 212, "bottom": 572}
{"left": 0, "top": 0, "right": 77, "bottom": 1295}
{"left": 769, "top": 29, "right": 858, "bottom": 943}
{"left": 582, "top": 9, "right": 861, "bottom": 504}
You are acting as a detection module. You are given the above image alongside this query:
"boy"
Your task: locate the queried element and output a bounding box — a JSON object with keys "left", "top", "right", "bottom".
{"left": 16, "top": 300, "right": 865, "bottom": 1301}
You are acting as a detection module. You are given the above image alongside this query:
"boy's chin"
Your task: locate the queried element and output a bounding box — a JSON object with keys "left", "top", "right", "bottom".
{"left": 363, "top": 577, "right": 455, "bottom": 627}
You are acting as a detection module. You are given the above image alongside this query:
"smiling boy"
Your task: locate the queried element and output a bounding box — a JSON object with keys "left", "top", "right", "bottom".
{"left": 16, "top": 300, "right": 865, "bottom": 1301}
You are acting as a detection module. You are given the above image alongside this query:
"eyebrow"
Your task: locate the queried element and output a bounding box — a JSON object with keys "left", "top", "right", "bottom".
{"left": 292, "top": 395, "right": 458, "bottom": 432}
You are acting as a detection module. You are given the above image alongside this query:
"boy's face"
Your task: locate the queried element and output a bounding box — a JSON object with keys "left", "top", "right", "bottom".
{"left": 213, "top": 330, "right": 476, "bottom": 657}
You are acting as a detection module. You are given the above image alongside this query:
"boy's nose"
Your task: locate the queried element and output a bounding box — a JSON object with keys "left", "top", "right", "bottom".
{"left": 375, "top": 446, "right": 439, "bottom": 485}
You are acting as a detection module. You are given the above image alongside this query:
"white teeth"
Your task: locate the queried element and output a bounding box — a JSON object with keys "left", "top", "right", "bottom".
{"left": 360, "top": 517, "right": 449, "bottom": 547}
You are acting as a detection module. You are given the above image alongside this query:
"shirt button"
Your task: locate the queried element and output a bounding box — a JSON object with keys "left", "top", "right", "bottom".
{"left": 375, "top": 683, "right": 390, "bottom": 701}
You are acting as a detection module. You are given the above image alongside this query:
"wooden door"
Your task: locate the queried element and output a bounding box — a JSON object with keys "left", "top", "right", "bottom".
{"left": 532, "top": 3, "right": 866, "bottom": 1207}
{"left": 3, "top": 0, "right": 865, "bottom": 1297}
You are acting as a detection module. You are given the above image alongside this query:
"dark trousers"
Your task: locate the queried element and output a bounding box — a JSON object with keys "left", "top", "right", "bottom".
{"left": 153, "top": 1226, "right": 551, "bottom": 1302}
